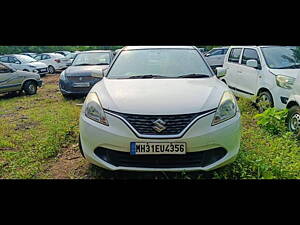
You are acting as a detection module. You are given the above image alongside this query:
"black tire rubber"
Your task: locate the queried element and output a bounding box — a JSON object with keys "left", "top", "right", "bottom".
{"left": 23, "top": 81, "right": 37, "bottom": 95}
{"left": 48, "top": 65, "right": 55, "bottom": 74}
{"left": 257, "top": 91, "right": 274, "bottom": 113}
{"left": 286, "top": 105, "right": 300, "bottom": 136}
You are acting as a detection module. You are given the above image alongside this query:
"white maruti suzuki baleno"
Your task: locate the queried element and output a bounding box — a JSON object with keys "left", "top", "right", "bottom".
{"left": 79, "top": 46, "right": 241, "bottom": 172}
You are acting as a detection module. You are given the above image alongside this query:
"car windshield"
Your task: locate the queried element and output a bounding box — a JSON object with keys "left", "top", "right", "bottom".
{"left": 16, "top": 55, "right": 37, "bottom": 63}
{"left": 261, "top": 46, "right": 300, "bottom": 69}
{"left": 107, "top": 49, "right": 212, "bottom": 79}
{"left": 72, "top": 52, "right": 111, "bottom": 66}
{"left": 66, "top": 53, "right": 77, "bottom": 59}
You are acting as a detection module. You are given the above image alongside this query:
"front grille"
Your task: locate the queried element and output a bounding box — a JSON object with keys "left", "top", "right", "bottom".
{"left": 67, "top": 76, "right": 97, "bottom": 82}
{"left": 94, "top": 147, "right": 227, "bottom": 168}
{"left": 109, "top": 110, "right": 215, "bottom": 135}
{"left": 37, "top": 68, "right": 48, "bottom": 73}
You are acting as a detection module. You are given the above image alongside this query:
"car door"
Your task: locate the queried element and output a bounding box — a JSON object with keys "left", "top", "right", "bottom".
{"left": 0, "top": 64, "right": 19, "bottom": 93}
{"left": 223, "top": 48, "right": 243, "bottom": 96}
{"left": 237, "top": 48, "right": 261, "bottom": 97}
{"left": 42, "top": 54, "right": 53, "bottom": 66}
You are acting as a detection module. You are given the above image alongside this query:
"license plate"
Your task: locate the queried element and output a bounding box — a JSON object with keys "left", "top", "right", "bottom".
{"left": 73, "top": 82, "right": 90, "bottom": 88}
{"left": 130, "top": 142, "right": 186, "bottom": 155}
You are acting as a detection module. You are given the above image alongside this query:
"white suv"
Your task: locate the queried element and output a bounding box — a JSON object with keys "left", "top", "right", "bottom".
{"left": 217, "top": 46, "right": 300, "bottom": 110}
{"left": 286, "top": 74, "right": 300, "bottom": 134}
{"left": 79, "top": 46, "right": 241, "bottom": 172}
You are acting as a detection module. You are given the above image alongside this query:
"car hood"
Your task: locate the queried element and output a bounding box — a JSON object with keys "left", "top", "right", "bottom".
{"left": 27, "top": 61, "right": 48, "bottom": 68}
{"left": 65, "top": 65, "right": 109, "bottom": 76}
{"left": 269, "top": 68, "right": 300, "bottom": 78}
{"left": 91, "top": 77, "right": 228, "bottom": 115}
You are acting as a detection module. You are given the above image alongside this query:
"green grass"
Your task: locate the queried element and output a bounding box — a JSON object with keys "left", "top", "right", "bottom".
{"left": 210, "top": 98, "right": 300, "bottom": 179}
{"left": 0, "top": 84, "right": 82, "bottom": 178}
{"left": 0, "top": 82, "right": 299, "bottom": 179}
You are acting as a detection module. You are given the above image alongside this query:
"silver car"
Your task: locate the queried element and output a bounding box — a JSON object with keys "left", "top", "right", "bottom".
{"left": 0, "top": 63, "right": 42, "bottom": 95}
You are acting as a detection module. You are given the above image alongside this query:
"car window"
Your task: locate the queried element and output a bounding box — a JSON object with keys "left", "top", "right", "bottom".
{"left": 9, "top": 56, "right": 21, "bottom": 64}
{"left": 35, "top": 55, "right": 42, "bottom": 60}
{"left": 228, "top": 48, "right": 242, "bottom": 63}
{"left": 0, "top": 56, "right": 9, "bottom": 63}
{"left": 108, "top": 49, "right": 212, "bottom": 79}
{"left": 223, "top": 49, "right": 228, "bottom": 54}
{"left": 0, "top": 64, "right": 10, "bottom": 73}
{"left": 241, "top": 48, "right": 261, "bottom": 67}
{"left": 42, "top": 54, "right": 50, "bottom": 60}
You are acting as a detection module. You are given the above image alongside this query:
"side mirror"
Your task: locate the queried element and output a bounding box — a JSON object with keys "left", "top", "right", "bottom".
{"left": 91, "top": 70, "right": 104, "bottom": 78}
{"left": 246, "top": 59, "right": 258, "bottom": 68}
{"left": 216, "top": 67, "right": 227, "bottom": 78}
{"left": 205, "top": 53, "right": 210, "bottom": 57}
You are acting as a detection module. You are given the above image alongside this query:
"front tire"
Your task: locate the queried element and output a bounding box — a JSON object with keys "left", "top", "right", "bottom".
{"left": 23, "top": 81, "right": 37, "bottom": 95}
{"left": 48, "top": 65, "right": 55, "bottom": 74}
{"left": 257, "top": 91, "right": 274, "bottom": 113}
{"left": 286, "top": 105, "right": 300, "bottom": 136}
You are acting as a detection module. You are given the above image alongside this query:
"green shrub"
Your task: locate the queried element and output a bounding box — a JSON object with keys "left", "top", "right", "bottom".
{"left": 254, "top": 108, "right": 288, "bottom": 135}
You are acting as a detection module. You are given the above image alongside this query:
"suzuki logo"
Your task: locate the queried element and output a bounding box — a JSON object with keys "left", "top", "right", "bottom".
{"left": 152, "top": 119, "right": 167, "bottom": 133}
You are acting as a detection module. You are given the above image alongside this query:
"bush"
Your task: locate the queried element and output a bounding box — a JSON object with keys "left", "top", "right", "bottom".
{"left": 254, "top": 108, "right": 288, "bottom": 135}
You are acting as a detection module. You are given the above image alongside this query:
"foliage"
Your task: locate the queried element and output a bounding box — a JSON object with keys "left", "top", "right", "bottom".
{"left": 0, "top": 46, "right": 124, "bottom": 55}
{"left": 254, "top": 108, "right": 288, "bottom": 135}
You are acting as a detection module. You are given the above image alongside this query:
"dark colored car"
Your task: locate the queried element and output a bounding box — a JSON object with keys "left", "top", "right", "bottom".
{"left": 59, "top": 50, "right": 114, "bottom": 98}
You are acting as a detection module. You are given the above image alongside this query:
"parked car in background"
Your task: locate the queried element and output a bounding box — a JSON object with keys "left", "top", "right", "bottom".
{"left": 217, "top": 46, "right": 300, "bottom": 111}
{"left": 55, "top": 51, "right": 71, "bottom": 56}
{"left": 34, "top": 53, "right": 67, "bottom": 74}
{"left": 79, "top": 46, "right": 241, "bottom": 172}
{"left": 198, "top": 47, "right": 207, "bottom": 54}
{"left": 60, "top": 52, "right": 78, "bottom": 67}
{"left": 0, "top": 54, "right": 48, "bottom": 77}
{"left": 204, "top": 47, "right": 229, "bottom": 72}
{"left": 0, "top": 62, "right": 42, "bottom": 95}
{"left": 21, "top": 53, "right": 38, "bottom": 58}
{"left": 286, "top": 74, "right": 300, "bottom": 134}
{"left": 59, "top": 50, "right": 114, "bottom": 97}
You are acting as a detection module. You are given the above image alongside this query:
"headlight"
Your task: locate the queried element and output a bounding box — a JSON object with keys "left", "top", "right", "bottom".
{"left": 84, "top": 92, "right": 109, "bottom": 126}
{"left": 60, "top": 71, "right": 67, "bottom": 81}
{"left": 212, "top": 91, "right": 237, "bottom": 125}
{"left": 275, "top": 75, "right": 295, "bottom": 89}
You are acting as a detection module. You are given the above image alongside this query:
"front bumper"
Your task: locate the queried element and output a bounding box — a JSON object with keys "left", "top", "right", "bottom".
{"left": 37, "top": 80, "right": 43, "bottom": 87}
{"left": 79, "top": 110, "right": 241, "bottom": 172}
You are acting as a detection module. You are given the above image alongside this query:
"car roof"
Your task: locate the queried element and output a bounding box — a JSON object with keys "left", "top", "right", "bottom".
{"left": 123, "top": 46, "right": 196, "bottom": 50}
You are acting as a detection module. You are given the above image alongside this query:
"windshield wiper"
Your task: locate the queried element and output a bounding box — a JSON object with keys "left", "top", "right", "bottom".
{"left": 95, "top": 63, "right": 109, "bottom": 65}
{"left": 74, "top": 63, "right": 94, "bottom": 66}
{"left": 177, "top": 73, "right": 210, "bottom": 78}
{"left": 276, "top": 64, "right": 300, "bottom": 69}
{"left": 128, "top": 75, "right": 169, "bottom": 79}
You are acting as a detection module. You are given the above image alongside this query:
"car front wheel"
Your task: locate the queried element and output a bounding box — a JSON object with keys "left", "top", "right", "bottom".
{"left": 257, "top": 91, "right": 274, "bottom": 113}
{"left": 287, "top": 105, "right": 300, "bottom": 136}
{"left": 23, "top": 81, "right": 37, "bottom": 95}
{"left": 48, "top": 65, "right": 55, "bottom": 74}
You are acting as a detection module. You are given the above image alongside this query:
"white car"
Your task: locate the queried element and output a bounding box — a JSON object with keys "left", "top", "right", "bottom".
{"left": 60, "top": 52, "right": 78, "bottom": 67}
{"left": 0, "top": 54, "right": 48, "bottom": 77}
{"left": 34, "top": 53, "right": 67, "bottom": 74}
{"left": 204, "top": 47, "right": 229, "bottom": 70}
{"left": 79, "top": 46, "right": 241, "bottom": 172}
{"left": 286, "top": 74, "right": 300, "bottom": 134}
{"left": 217, "top": 46, "right": 300, "bottom": 111}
